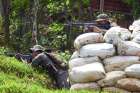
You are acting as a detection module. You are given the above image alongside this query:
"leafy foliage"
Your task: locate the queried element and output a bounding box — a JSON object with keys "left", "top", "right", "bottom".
{"left": 55, "top": 51, "right": 71, "bottom": 63}
{"left": 123, "top": 0, "right": 140, "bottom": 19}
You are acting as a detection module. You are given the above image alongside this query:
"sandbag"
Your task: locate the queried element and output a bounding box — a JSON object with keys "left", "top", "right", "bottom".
{"left": 132, "top": 34, "right": 140, "bottom": 44}
{"left": 70, "top": 51, "right": 79, "bottom": 60}
{"left": 69, "top": 56, "right": 101, "bottom": 69}
{"left": 104, "top": 26, "right": 131, "bottom": 45}
{"left": 131, "top": 26, "right": 140, "bottom": 38}
{"left": 98, "top": 71, "right": 126, "bottom": 87}
{"left": 117, "top": 41, "right": 140, "bottom": 56}
{"left": 102, "top": 87, "right": 131, "bottom": 93}
{"left": 70, "top": 82, "right": 100, "bottom": 90}
{"left": 129, "top": 19, "right": 140, "bottom": 31}
{"left": 74, "top": 32, "right": 104, "bottom": 50}
{"left": 117, "top": 78, "right": 140, "bottom": 92}
{"left": 125, "top": 64, "right": 140, "bottom": 79}
{"left": 69, "top": 62, "right": 105, "bottom": 83}
{"left": 79, "top": 43, "right": 115, "bottom": 59}
{"left": 103, "top": 56, "right": 140, "bottom": 72}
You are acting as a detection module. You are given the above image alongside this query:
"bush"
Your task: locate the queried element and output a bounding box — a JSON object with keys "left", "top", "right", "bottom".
{"left": 55, "top": 51, "right": 71, "bottom": 63}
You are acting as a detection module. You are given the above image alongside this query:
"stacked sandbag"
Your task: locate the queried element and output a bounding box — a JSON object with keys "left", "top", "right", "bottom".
{"left": 70, "top": 82, "right": 100, "bottom": 90}
{"left": 69, "top": 57, "right": 101, "bottom": 69}
{"left": 117, "top": 78, "right": 140, "bottom": 92}
{"left": 79, "top": 43, "right": 115, "bottom": 59}
{"left": 117, "top": 41, "right": 140, "bottom": 56}
{"left": 69, "top": 24, "right": 140, "bottom": 92}
{"left": 69, "top": 62, "right": 105, "bottom": 83}
{"left": 130, "top": 20, "right": 140, "bottom": 44}
{"left": 98, "top": 71, "right": 126, "bottom": 87}
{"left": 74, "top": 32, "right": 104, "bottom": 50}
{"left": 125, "top": 64, "right": 140, "bottom": 79}
{"left": 103, "top": 56, "right": 140, "bottom": 72}
{"left": 104, "top": 26, "right": 131, "bottom": 45}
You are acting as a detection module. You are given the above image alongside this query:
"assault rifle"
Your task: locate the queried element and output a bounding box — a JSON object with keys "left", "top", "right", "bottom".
{"left": 64, "top": 21, "right": 97, "bottom": 32}
{"left": 64, "top": 21, "right": 111, "bottom": 32}
{"left": 0, "top": 52, "right": 32, "bottom": 63}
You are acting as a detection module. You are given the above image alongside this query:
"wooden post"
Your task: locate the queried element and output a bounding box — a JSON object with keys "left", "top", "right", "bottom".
{"left": 100, "top": 0, "right": 104, "bottom": 13}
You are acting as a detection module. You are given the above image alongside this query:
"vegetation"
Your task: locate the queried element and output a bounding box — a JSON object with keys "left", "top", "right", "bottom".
{"left": 0, "top": 0, "right": 93, "bottom": 51}
{"left": 0, "top": 50, "right": 108, "bottom": 93}
{"left": 123, "top": 0, "right": 140, "bottom": 19}
{"left": 0, "top": 0, "right": 139, "bottom": 92}
{"left": 0, "top": 0, "right": 138, "bottom": 51}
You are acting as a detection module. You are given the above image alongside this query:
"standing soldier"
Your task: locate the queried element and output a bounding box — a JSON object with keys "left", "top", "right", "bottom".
{"left": 84, "top": 14, "right": 115, "bottom": 34}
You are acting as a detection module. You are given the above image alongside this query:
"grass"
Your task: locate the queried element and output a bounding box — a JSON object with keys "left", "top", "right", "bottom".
{"left": 0, "top": 55, "right": 109, "bottom": 93}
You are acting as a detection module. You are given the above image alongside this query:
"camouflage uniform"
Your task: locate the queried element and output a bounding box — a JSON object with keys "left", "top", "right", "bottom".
{"left": 31, "top": 45, "right": 70, "bottom": 89}
{"left": 90, "top": 14, "right": 111, "bottom": 34}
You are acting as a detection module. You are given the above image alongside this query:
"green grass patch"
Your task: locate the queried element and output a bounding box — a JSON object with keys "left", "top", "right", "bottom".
{"left": 0, "top": 55, "right": 109, "bottom": 93}
{"left": 0, "top": 55, "right": 52, "bottom": 88}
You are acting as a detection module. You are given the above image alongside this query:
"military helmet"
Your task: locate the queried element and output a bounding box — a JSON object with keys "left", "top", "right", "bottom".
{"left": 96, "top": 13, "right": 109, "bottom": 22}
{"left": 30, "top": 45, "right": 45, "bottom": 52}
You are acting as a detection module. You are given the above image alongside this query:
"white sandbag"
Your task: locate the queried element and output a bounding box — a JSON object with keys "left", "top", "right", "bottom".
{"left": 131, "top": 26, "right": 140, "bottom": 38}
{"left": 69, "top": 62, "right": 105, "bottom": 83}
{"left": 79, "top": 43, "right": 115, "bottom": 59}
{"left": 125, "top": 64, "right": 140, "bottom": 79}
{"left": 70, "top": 51, "right": 79, "bottom": 60}
{"left": 102, "top": 87, "right": 131, "bottom": 93}
{"left": 98, "top": 71, "right": 126, "bottom": 87}
{"left": 117, "top": 78, "right": 140, "bottom": 92}
{"left": 104, "top": 26, "right": 131, "bottom": 45}
{"left": 129, "top": 19, "right": 140, "bottom": 31}
{"left": 70, "top": 82, "right": 100, "bottom": 90}
{"left": 74, "top": 32, "right": 104, "bottom": 50}
{"left": 69, "top": 56, "right": 101, "bottom": 69}
{"left": 132, "top": 35, "right": 140, "bottom": 44}
{"left": 103, "top": 56, "right": 140, "bottom": 72}
{"left": 117, "top": 41, "right": 140, "bottom": 56}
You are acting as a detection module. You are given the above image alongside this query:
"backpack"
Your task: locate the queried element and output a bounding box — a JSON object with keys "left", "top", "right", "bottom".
{"left": 45, "top": 52, "right": 70, "bottom": 89}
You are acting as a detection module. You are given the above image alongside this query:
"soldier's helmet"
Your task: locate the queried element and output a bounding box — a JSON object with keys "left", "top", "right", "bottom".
{"left": 96, "top": 13, "right": 109, "bottom": 22}
{"left": 30, "top": 45, "right": 45, "bottom": 52}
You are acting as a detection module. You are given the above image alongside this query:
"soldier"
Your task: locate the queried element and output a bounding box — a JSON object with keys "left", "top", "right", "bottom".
{"left": 92, "top": 13, "right": 111, "bottom": 34}
{"left": 30, "top": 45, "right": 70, "bottom": 89}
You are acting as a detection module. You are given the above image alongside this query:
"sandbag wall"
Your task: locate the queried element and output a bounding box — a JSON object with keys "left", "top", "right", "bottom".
{"left": 68, "top": 24, "right": 140, "bottom": 93}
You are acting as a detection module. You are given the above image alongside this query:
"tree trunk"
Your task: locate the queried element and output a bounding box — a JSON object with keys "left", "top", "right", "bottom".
{"left": 1, "top": 0, "right": 10, "bottom": 46}
{"left": 32, "top": 0, "right": 39, "bottom": 45}
{"left": 0, "top": 1, "right": 2, "bottom": 15}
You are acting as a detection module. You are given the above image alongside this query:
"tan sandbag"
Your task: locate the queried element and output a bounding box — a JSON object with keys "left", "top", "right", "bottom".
{"left": 69, "top": 62, "right": 105, "bottom": 83}
{"left": 74, "top": 32, "right": 104, "bottom": 50}
{"left": 125, "top": 64, "right": 140, "bottom": 79}
{"left": 98, "top": 71, "right": 126, "bottom": 87}
{"left": 79, "top": 43, "right": 115, "bottom": 59}
{"left": 117, "top": 41, "right": 140, "bottom": 56}
{"left": 69, "top": 56, "right": 101, "bottom": 69}
{"left": 103, "top": 56, "right": 140, "bottom": 72}
{"left": 104, "top": 26, "right": 131, "bottom": 45}
{"left": 70, "top": 82, "right": 100, "bottom": 90}
{"left": 117, "top": 78, "right": 140, "bottom": 92}
{"left": 102, "top": 87, "right": 131, "bottom": 93}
